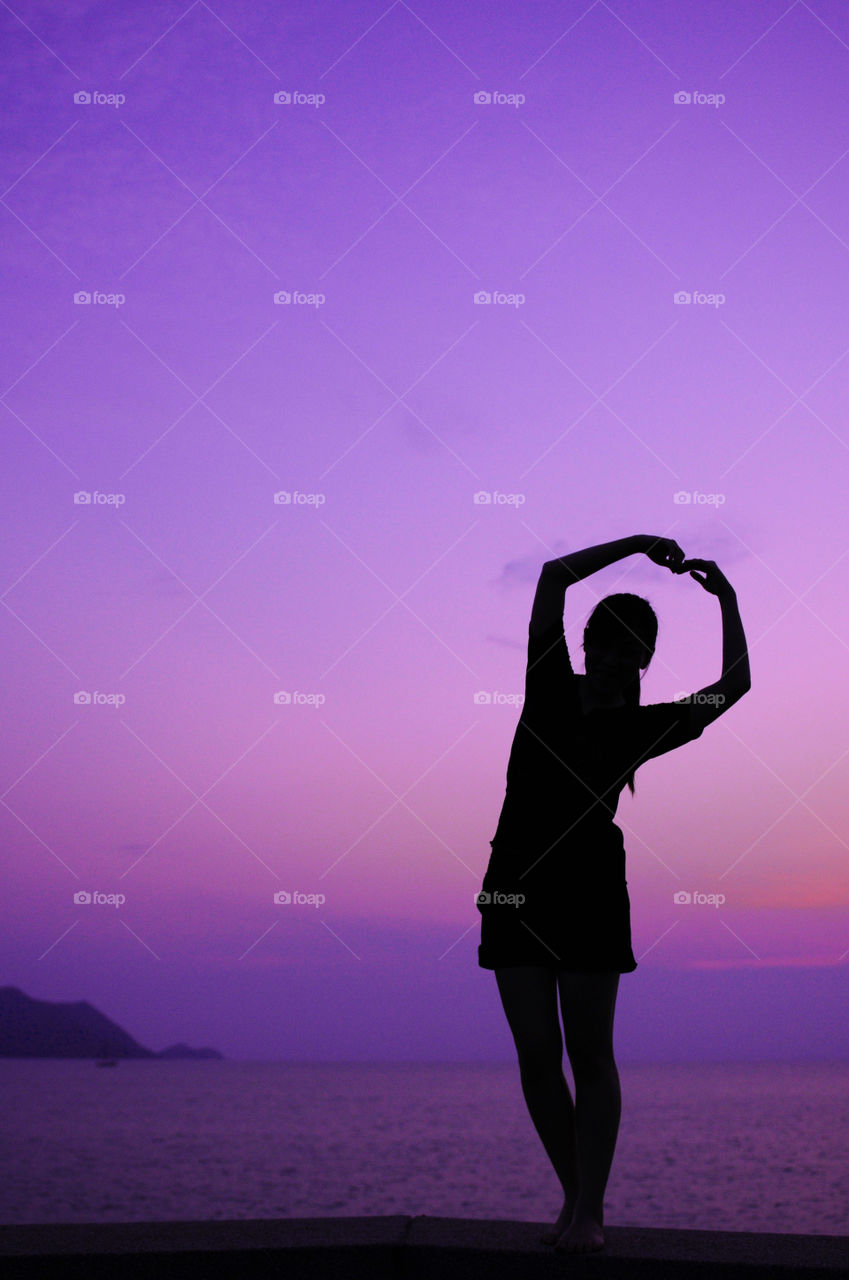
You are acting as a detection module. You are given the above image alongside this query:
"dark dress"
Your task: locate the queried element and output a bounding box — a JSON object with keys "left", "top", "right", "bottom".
{"left": 477, "top": 616, "right": 705, "bottom": 973}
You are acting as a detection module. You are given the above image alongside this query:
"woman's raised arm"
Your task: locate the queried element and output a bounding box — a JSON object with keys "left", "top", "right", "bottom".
{"left": 530, "top": 536, "right": 638, "bottom": 635}
{"left": 682, "top": 559, "right": 751, "bottom": 731}
{"left": 543, "top": 534, "right": 647, "bottom": 587}
{"left": 530, "top": 535, "right": 686, "bottom": 635}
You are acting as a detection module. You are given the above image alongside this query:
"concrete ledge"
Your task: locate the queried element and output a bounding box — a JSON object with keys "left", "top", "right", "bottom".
{"left": 1, "top": 1214, "right": 848, "bottom": 1278}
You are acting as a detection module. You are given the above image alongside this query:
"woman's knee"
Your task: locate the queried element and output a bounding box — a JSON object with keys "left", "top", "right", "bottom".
{"left": 516, "top": 1034, "right": 564, "bottom": 1078}
{"left": 557, "top": 970, "right": 619, "bottom": 1079}
{"left": 566, "top": 1044, "right": 618, "bottom": 1082}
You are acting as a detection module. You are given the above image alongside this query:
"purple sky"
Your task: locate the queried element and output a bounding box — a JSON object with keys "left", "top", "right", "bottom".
{"left": 2, "top": 0, "right": 849, "bottom": 1062}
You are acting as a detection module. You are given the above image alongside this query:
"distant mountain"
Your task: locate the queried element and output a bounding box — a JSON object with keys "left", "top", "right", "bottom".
{"left": 0, "top": 987, "right": 223, "bottom": 1059}
{"left": 158, "top": 1042, "right": 222, "bottom": 1060}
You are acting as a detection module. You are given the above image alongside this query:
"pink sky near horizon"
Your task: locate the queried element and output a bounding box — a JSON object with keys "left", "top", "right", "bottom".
{"left": 2, "top": 0, "right": 849, "bottom": 1062}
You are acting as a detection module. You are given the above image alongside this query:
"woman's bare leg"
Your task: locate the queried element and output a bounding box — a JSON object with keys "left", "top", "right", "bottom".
{"left": 554, "top": 969, "right": 621, "bottom": 1253}
{"left": 493, "top": 966, "right": 580, "bottom": 1243}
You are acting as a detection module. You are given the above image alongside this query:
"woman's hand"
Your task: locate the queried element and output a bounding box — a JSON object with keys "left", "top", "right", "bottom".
{"left": 680, "top": 558, "right": 734, "bottom": 597}
{"left": 641, "top": 536, "right": 687, "bottom": 573}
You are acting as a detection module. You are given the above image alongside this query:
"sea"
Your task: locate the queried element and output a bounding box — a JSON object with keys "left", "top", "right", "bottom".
{"left": 2, "top": 1059, "right": 848, "bottom": 1235}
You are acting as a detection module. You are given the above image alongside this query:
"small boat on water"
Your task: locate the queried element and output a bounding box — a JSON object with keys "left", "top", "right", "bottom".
{"left": 95, "top": 1041, "right": 118, "bottom": 1067}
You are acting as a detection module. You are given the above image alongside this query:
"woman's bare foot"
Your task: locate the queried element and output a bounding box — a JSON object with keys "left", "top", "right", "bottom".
{"left": 555, "top": 1210, "right": 605, "bottom": 1252}
{"left": 539, "top": 1197, "right": 575, "bottom": 1245}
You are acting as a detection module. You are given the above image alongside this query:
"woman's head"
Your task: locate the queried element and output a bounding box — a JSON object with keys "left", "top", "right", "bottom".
{"left": 582, "top": 593, "right": 658, "bottom": 795}
{"left": 582, "top": 593, "right": 657, "bottom": 686}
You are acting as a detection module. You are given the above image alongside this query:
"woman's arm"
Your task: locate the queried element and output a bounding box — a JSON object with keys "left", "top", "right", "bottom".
{"left": 543, "top": 535, "right": 647, "bottom": 586}
{"left": 718, "top": 589, "right": 751, "bottom": 693}
{"left": 530, "top": 535, "right": 659, "bottom": 635}
{"left": 682, "top": 560, "right": 751, "bottom": 731}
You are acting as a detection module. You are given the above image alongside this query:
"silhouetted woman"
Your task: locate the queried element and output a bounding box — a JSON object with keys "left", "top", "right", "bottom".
{"left": 476, "top": 534, "right": 751, "bottom": 1252}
